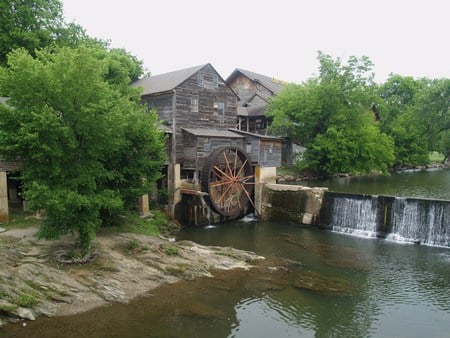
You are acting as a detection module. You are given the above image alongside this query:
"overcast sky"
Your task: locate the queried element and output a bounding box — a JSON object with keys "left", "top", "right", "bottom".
{"left": 61, "top": 0, "right": 449, "bottom": 83}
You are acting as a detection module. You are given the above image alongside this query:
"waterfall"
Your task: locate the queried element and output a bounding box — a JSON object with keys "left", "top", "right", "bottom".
{"left": 329, "top": 195, "right": 379, "bottom": 237}
{"left": 387, "top": 197, "right": 449, "bottom": 246}
{"left": 321, "top": 192, "right": 450, "bottom": 247}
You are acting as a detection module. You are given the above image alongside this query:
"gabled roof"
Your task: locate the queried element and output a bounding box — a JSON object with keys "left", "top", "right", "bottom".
{"left": 226, "top": 68, "right": 286, "bottom": 95}
{"left": 132, "top": 64, "right": 208, "bottom": 96}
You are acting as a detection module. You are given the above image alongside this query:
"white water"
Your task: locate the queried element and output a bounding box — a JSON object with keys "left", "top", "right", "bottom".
{"left": 330, "top": 195, "right": 450, "bottom": 247}
{"left": 330, "top": 196, "right": 379, "bottom": 238}
{"left": 388, "top": 198, "right": 449, "bottom": 246}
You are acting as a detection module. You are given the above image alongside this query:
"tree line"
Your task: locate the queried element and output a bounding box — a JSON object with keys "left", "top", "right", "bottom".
{"left": 266, "top": 52, "right": 449, "bottom": 176}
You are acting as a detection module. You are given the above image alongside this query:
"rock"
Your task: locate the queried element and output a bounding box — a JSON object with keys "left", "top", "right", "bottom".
{"left": 13, "top": 307, "right": 36, "bottom": 321}
{"left": 292, "top": 272, "right": 352, "bottom": 296}
{"left": 0, "top": 227, "right": 6, "bottom": 233}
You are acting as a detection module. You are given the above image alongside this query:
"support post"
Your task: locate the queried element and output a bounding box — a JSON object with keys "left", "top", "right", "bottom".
{"left": 254, "top": 166, "right": 277, "bottom": 218}
{"left": 167, "top": 163, "right": 181, "bottom": 216}
{"left": 0, "top": 171, "right": 9, "bottom": 223}
{"left": 138, "top": 194, "right": 149, "bottom": 215}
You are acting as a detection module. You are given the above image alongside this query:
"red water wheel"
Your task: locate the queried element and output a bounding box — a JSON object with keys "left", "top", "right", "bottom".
{"left": 201, "top": 146, "right": 255, "bottom": 218}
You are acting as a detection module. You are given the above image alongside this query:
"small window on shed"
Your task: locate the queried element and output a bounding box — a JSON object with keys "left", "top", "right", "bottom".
{"left": 213, "top": 74, "right": 218, "bottom": 88}
{"left": 191, "top": 96, "right": 199, "bottom": 113}
{"left": 255, "top": 119, "right": 263, "bottom": 129}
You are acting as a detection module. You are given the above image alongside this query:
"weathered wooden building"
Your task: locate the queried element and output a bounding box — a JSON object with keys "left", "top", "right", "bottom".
{"left": 132, "top": 64, "right": 282, "bottom": 223}
{"left": 226, "top": 68, "right": 299, "bottom": 166}
{"left": 226, "top": 68, "right": 285, "bottom": 135}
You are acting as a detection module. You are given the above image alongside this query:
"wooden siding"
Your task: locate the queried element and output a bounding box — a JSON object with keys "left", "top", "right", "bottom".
{"left": 182, "top": 133, "right": 244, "bottom": 170}
{"left": 259, "top": 139, "right": 282, "bottom": 167}
{"left": 228, "top": 73, "right": 274, "bottom": 102}
{"left": 173, "top": 64, "right": 238, "bottom": 167}
{"left": 142, "top": 93, "right": 173, "bottom": 125}
{"left": 242, "top": 135, "right": 281, "bottom": 167}
{"left": 0, "top": 158, "right": 22, "bottom": 172}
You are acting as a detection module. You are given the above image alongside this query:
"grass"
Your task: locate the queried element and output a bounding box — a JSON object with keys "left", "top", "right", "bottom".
{"left": 15, "top": 292, "right": 39, "bottom": 307}
{"left": 164, "top": 263, "right": 187, "bottom": 276}
{"left": 429, "top": 151, "right": 445, "bottom": 163}
{"left": 2, "top": 205, "right": 40, "bottom": 230}
{"left": 164, "top": 246, "right": 179, "bottom": 256}
{"left": 98, "top": 209, "right": 173, "bottom": 237}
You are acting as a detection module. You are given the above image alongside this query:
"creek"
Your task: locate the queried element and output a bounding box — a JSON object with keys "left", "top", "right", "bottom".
{"left": 2, "top": 169, "right": 449, "bottom": 338}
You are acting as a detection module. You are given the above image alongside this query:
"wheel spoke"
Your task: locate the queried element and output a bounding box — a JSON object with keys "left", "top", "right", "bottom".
{"left": 233, "top": 150, "right": 238, "bottom": 177}
{"left": 223, "top": 151, "right": 233, "bottom": 178}
{"left": 236, "top": 158, "right": 248, "bottom": 178}
{"left": 215, "top": 183, "right": 233, "bottom": 204}
{"left": 213, "top": 165, "right": 232, "bottom": 180}
{"left": 203, "top": 147, "right": 255, "bottom": 217}
{"left": 240, "top": 183, "right": 259, "bottom": 215}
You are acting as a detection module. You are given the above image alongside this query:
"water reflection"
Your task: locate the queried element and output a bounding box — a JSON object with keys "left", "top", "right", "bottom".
{"left": 3, "top": 221, "right": 450, "bottom": 338}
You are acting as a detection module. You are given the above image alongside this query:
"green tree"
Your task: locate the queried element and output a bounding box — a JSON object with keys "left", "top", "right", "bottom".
{"left": 415, "top": 78, "right": 450, "bottom": 161}
{"left": 0, "top": 45, "right": 166, "bottom": 252}
{"left": 267, "top": 52, "right": 394, "bottom": 176}
{"left": 0, "top": 0, "right": 118, "bottom": 68}
{"left": 377, "top": 75, "right": 430, "bottom": 166}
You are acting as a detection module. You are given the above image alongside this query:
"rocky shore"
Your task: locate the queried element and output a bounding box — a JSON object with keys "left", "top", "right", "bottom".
{"left": 0, "top": 227, "right": 262, "bottom": 328}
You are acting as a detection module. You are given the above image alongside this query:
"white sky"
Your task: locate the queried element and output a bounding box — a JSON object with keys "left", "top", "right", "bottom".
{"left": 61, "top": 0, "right": 450, "bottom": 83}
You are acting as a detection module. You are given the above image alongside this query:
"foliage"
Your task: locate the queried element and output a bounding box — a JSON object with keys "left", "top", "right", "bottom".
{"left": 0, "top": 45, "right": 166, "bottom": 252}
{"left": 15, "top": 291, "right": 39, "bottom": 307}
{"left": 267, "top": 52, "right": 394, "bottom": 176}
{"left": 378, "top": 75, "right": 449, "bottom": 166}
{"left": 414, "top": 78, "right": 450, "bottom": 161}
{"left": 164, "top": 246, "right": 179, "bottom": 256}
{"left": 377, "top": 75, "right": 428, "bottom": 166}
{"left": 0, "top": 0, "right": 85, "bottom": 66}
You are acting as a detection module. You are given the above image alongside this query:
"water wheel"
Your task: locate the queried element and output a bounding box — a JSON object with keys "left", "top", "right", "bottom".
{"left": 201, "top": 146, "right": 255, "bottom": 218}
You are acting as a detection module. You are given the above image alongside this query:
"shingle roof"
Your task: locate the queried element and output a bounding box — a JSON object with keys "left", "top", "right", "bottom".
{"left": 226, "top": 68, "right": 286, "bottom": 94}
{"left": 132, "top": 64, "right": 207, "bottom": 95}
{"left": 182, "top": 128, "right": 244, "bottom": 138}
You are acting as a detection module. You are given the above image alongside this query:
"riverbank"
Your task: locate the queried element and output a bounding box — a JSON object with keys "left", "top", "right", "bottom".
{"left": 0, "top": 226, "right": 262, "bottom": 328}
{"left": 276, "top": 161, "right": 450, "bottom": 183}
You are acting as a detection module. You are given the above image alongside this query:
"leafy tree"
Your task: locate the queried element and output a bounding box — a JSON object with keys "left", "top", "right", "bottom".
{"left": 0, "top": 45, "right": 166, "bottom": 252}
{"left": 377, "top": 75, "right": 429, "bottom": 166}
{"left": 378, "top": 75, "right": 449, "bottom": 166}
{"left": 414, "top": 78, "right": 450, "bottom": 161}
{"left": 267, "top": 52, "right": 394, "bottom": 176}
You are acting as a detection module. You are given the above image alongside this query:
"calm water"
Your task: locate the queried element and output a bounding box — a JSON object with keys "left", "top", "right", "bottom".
{"left": 4, "top": 220, "right": 450, "bottom": 338}
{"left": 301, "top": 168, "right": 450, "bottom": 200}
{"left": 3, "top": 170, "right": 450, "bottom": 337}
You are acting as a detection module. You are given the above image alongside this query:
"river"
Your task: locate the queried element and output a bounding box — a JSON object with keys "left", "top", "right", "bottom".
{"left": 300, "top": 168, "right": 450, "bottom": 200}
{"left": 2, "top": 169, "right": 449, "bottom": 337}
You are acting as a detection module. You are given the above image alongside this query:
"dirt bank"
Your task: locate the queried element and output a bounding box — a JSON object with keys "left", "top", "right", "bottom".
{"left": 0, "top": 226, "right": 262, "bottom": 327}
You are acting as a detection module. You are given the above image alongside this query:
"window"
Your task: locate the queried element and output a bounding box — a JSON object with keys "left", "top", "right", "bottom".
{"left": 217, "top": 102, "right": 225, "bottom": 115}
{"left": 255, "top": 119, "right": 263, "bottom": 129}
{"left": 213, "top": 74, "right": 218, "bottom": 88}
{"left": 191, "top": 96, "right": 199, "bottom": 113}
{"left": 146, "top": 99, "right": 153, "bottom": 112}
{"left": 198, "top": 73, "right": 203, "bottom": 86}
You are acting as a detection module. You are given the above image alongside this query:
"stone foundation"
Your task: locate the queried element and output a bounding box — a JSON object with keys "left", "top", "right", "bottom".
{"left": 261, "top": 184, "right": 327, "bottom": 226}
